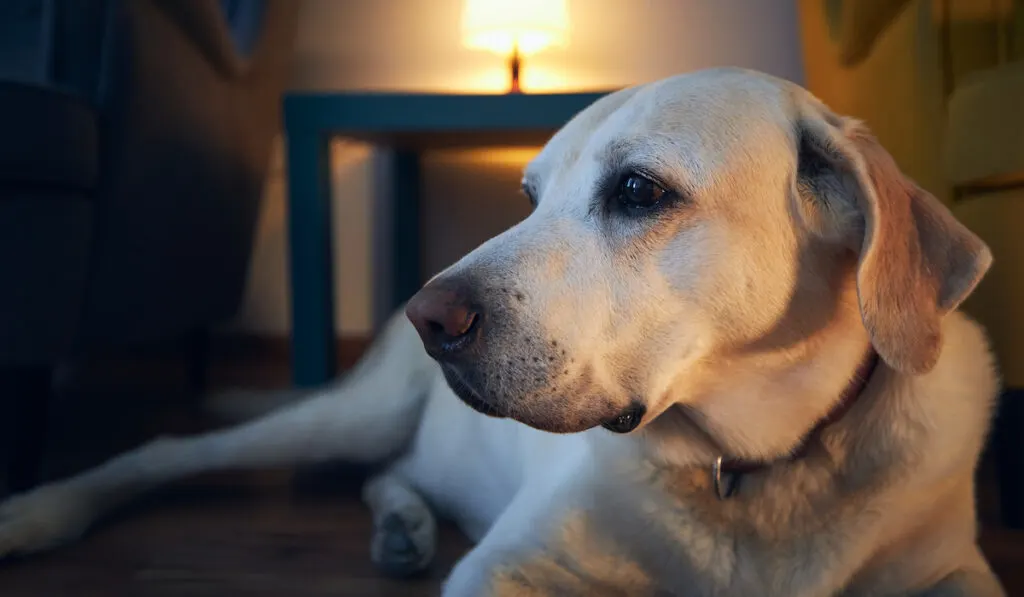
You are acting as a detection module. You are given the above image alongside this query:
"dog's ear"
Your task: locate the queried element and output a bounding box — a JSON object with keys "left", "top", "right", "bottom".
{"left": 795, "top": 101, "right": 992, "bottom": 374}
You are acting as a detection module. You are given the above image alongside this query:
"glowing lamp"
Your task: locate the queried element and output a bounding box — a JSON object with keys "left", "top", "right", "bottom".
{"left": 461, "top": 0, "right": 570, "bottom": 93}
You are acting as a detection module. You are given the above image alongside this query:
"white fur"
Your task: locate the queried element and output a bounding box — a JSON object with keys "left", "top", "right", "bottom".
{"left": 0, "top": 69, "right": 1004, "bottom": 596}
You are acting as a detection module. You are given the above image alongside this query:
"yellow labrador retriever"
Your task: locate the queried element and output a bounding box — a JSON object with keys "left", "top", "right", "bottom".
{"left": 0, "top": 68, "right": 1004, "bottom": 596}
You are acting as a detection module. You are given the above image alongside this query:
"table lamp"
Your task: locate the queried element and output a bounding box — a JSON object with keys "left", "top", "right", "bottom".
{"left": 461, "top": 0, "right": 570, "bottom": 93}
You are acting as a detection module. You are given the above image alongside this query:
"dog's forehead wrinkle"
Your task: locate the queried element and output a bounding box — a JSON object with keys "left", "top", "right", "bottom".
{"left": 529, "top": 84, "right": 649, "bottom": 185}
{"left": 532, "top": 74, "right": 795, "bottom": 212}
{"left": 595, "top": 135, "right": 710, "bottom": 196}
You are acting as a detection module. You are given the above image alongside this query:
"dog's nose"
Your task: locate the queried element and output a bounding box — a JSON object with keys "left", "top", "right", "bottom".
{"left": 405, "top": 283, "right": 480, "bottom": 357}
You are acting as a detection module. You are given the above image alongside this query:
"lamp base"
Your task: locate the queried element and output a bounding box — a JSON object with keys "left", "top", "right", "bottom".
{"left": 508, "top": 47, "right": 522, "bottom": 94}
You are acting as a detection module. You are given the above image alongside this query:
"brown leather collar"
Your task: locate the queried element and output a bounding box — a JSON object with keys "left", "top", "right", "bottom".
{"left": 712, "top": 349, "right": 880, "bottom": 499}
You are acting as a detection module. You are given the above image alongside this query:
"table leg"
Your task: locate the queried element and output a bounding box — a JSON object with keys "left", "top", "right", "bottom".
{"left": 285, "top": 129, "right": 336, "bottom": 387}
{"left": 390, "top": 150, "right": 423, "bottom": 313}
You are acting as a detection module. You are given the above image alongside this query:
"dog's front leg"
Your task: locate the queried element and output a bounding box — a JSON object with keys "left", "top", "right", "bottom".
{"left": 441, "top": 487, "right": 544, "bottom": 597}
{"left": 441, "top": 466, "right": 593, "bottom": 597}
{"left": 444, "top": 543, "right": 590, "bottom": 597}
{"left": 442, "top": 544, "right": 509, "bottom": 597}
{"left": 441, "top": 484, "right": 638, "bottom": 597}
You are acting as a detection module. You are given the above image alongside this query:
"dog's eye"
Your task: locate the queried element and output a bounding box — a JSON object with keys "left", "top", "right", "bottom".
{"left": 617, "top": 173, "right": 669, "bottom": 210}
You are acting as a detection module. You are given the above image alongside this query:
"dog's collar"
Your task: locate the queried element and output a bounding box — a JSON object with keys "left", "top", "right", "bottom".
{"left": 711, "top": 349, "right": 880, "bottom": 500}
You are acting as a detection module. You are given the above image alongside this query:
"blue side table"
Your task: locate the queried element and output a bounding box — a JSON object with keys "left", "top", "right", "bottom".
{"left": 282, "top": 91, "right": 609, "bottom": 387}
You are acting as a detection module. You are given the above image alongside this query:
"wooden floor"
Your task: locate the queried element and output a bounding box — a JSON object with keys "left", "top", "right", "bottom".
{"left": 2, "top": 343, "right": 1024, "bottom": 596}
{"left": 1, "top": 472, "right": 473, "bottom": 596}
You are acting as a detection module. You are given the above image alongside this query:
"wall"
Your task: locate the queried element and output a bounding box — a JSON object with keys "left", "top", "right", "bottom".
{"left": 798, "top": 0, "right": 948, "bottom": 205}
{"left": 227, "top": 0, "right": 806, "bottom": 337}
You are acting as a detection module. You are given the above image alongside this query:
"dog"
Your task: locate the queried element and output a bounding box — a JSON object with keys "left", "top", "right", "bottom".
{"left": 0, "top": 68, "right": 1005, "bottom": 596}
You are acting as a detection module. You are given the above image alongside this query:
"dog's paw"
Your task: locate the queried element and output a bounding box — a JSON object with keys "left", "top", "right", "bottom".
{"left": 0, "top": 483, "right": 94, "bottom": 559}
{"left": 370, "top": 509, "right": 437, "bottom": 578}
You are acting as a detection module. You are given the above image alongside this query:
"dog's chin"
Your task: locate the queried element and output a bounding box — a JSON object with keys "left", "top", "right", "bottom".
{"left": 439, "top": 366, "right": 646, "bottom": 434}
{"left": 440, "top": 365, "right": 508, "bottom": 419}
{"left": 517, "top": 414, "right": 604, "bottom": 435}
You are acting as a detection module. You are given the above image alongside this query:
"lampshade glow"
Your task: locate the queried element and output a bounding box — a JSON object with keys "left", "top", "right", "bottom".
{"left": 461, "top": 0, "right": 569, "bottom": 56}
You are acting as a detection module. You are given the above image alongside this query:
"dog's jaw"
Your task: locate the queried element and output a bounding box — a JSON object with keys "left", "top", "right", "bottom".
{"left": 440, "top": 362, "right": 654, "bottom": 435}
{"left": 440, "top": 364, "right": 508, "bottom": 419}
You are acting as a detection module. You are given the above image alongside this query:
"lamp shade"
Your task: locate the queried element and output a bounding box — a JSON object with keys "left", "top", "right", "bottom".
{"left": 461, "top": 0, "right": 570, "bottom": 56}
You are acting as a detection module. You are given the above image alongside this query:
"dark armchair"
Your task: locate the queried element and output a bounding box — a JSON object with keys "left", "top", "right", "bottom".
{"left": 0, "top": 0, "right": 300, "bottom": 491}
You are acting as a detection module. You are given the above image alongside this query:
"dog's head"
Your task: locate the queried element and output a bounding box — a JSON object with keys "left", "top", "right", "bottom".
{"left": 405, "top": 68, "right": 990, "bottom": 457}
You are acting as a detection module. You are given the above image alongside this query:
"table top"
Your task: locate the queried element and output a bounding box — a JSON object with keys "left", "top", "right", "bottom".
{"left": 282, "top": 90, "right": 613, "bottom": 149}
